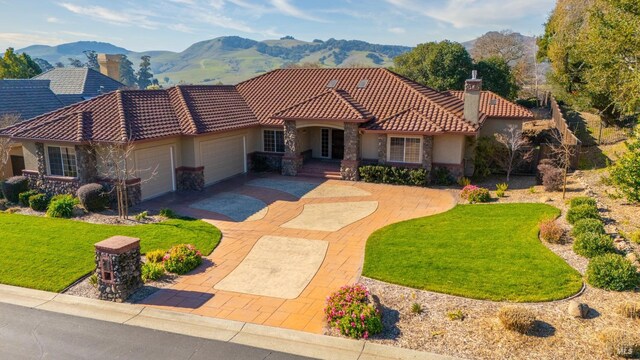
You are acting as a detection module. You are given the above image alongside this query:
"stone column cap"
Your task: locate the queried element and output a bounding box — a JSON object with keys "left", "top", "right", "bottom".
{"left": 95, "top": 236, "right": 140, "bottom": 254}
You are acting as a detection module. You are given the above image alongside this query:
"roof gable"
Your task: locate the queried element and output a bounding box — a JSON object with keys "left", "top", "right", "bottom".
{"left": 271, "top": 89, "right": 373, "bottom": 122}
{"left": 448, "top": 90, "right": 534, "bottom": 119}
{"left": 34, "top": 67, "right": 124, "bottom": 98}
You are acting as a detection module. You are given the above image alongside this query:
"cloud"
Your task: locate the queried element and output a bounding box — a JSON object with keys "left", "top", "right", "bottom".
{"left": 46, "top": 16, "right": 63, "bottom": 23}
{"left": 58, "top": 2, "right": 159, "bottom": 29}
{"left": 168, "top": 23, "right": 194, "bottom": 33}
{"left": 388, "top": 27, "right": 406, "bottom": 34}
{"left": 269, "top": 0, "right": 326, "bottom": 22}
{"left": 0, "top": 33, "right": 65, "bottom": 48}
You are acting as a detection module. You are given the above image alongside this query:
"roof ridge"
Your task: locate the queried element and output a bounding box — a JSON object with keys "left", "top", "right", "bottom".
{"left": 78, "top": 67, "right": 89, "bottom": 95}
{"left": 11, "top": 112, "right": 75, "bottom": 138}
{"left": 270, "top": 89, "right": 335, "bottom": 117}
{"left": 329, "top": 89, "right": 371, "bottom": 119}
{"left": 236, "top": 68, "right": 282, "bottom": 88}
{"left": 115, "top": 91, "right": 128, "bottom": 142}
{"left": 171, "top": 87, "right": 199, "bottom": 134}
{"left": 76, "top": 112, "right": 84, "bottom": 142}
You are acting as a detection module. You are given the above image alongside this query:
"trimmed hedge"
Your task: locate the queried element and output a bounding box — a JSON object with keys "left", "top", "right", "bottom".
{"left": 18, "top": 190, "right": 38, "bottom": 207}
{"left": 570, "top": 196, "right": 597, "bottom": 208}
{"left": 573, "top": 232, "right": 616, "bottom": 258}
{"left": 359, "top": 165, "right": 429, "bottom": 186}
{"left": 572, "top": 218, "right": 606, "bottom": 237}
{"left": 567, "top": 204, "right": 601, "bottom": 224}
{"left": 28, "top": 193, "right": 49, "bottom": 211}
{"left": 1, "top": 176, "right": 28, "bottom": 203}
{"left": 77, "top": 183, "right": 107, "bottom": 212}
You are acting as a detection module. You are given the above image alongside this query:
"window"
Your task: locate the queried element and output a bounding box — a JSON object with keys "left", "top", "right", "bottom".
{"left": 388, "top": 137, "right": 421, "bottom": 163}
{"left": 263, "top": 130, "right": 284, "bottom": 153}
{"left": 47, "top": 146, "right": 78, "bottom": 177}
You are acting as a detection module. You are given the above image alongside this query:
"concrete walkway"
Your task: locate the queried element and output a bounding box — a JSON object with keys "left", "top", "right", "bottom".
{"left": 139, "top": 175, "right": 456, "bottom": 334}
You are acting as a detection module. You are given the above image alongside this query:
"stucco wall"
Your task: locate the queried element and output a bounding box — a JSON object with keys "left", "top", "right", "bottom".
{"left": 22, "top": 142, "right": 39, "bottom": 171}
{"left": 480, "top": 118, "right": 525, "bottom": 137}
{"left": 433, "top": 134, "right": 465, "bottom": 165}
{"left": 360, "top": 133, "right": 378, "bottom": 160}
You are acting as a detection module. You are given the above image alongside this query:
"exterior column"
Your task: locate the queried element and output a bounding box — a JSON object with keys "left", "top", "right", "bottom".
{"left": 75, "top": 145, "right": 98, "bottom": 184}
{"left": 340, "top": 122, "right": 360, "bottom": 181}
{"left": 377, "top": 134, "right": 387, "bottom": 165}
{"left": 422, "top": 135, "right": 433, "bottom": 172}
{"left": 35, "top": 142, "right": 46, "bottom": 181}
{"left": 281, "top": 120, "right": 302, "bottom": 176}
{"left": 94, "top": 236, "right": 142, "bottom": 302}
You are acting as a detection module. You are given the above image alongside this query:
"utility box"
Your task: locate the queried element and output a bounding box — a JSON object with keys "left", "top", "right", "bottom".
{"left": 94, "top": 236, "right": 142, "bottom": 302}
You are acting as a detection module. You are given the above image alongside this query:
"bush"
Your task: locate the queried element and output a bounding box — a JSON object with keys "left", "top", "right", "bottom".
{"left": 539, "top": 219, "right": 564, "bottom": 243}
{"left": 76, "top": 183, "right": 107, "bottom": 212}
{"left": 411, "top": 303, "right": 423, "bottom": 315}
{"left": 623, "top": 230, "right": 640, "bottom": 244}
{"left": 145, "top": 249, "right": 166, "bottom": 264}
{"left": 432, "top": 167, "right": 455, "bottom": 185}
{"left": 567, "top": 204, "right": 601, "bottom": 224}
{"left": 135, "top": 211, "right": 148, "bottom": 222}
{"left": 608, "top": 132, "right": 640, "bottom": 203}
{"left": 618, "top": 301, "right": 640, "bottom": 320}
{"left": 515, "top": 97, "right": 539, "bottom": 108}
{"left": 141, "top": 262, "right": 165, "bottom": 283}
{"left": 496, "top": 182, "right": 509, "bottom": 198}
{"left": 458, "top": 177, "right": 471, "bottom": 187}
{"left": 163, "top": 244, "right": 202, "bottom": 274}
{"left": 540, "top": 166, "right": 564, "bottom": 191}
{"left": 159, "top": 208, "right": 178, "bottom": 219}
{"left": 0, "top": 199, "right": 7, "bottom": 211}
{"left": 447, "top": 310, "right": 465, "bottom": 321}
{"left": 28, "top": 193, "right": 49, "bottom": 211}
{"left": 586, "top": 254, "right": 639, "bottom": 291}
{"left": 1, "top": 176, "right": 28, "bottom": 203}
{"left": 572, "top": 218, "right": 605, "bottom": 237}
{"left": 573, "top": 232, "right": 615, "bottom": 258}
{"left": 599, "top": 327, "right": 640, "bottom": 358}
{"left": 570, "top": 196, "right": 597, "bottom": 208}
{"left": 46, "top": 194, "right": 79, "bottom": 218}
{"left": 460, "top": 185, "right": 491, "bottom": 203}
{"left": 18, "top": 190, "right": 38, "bottom": 207}
{"left": 358, "top": 165, "right": 429, "bottom": 187}
{"left": 324, "top": 284, "right": 382, "bottom": 339}
{"left": 498, "top": 306, "right": 535, "bottom": 334}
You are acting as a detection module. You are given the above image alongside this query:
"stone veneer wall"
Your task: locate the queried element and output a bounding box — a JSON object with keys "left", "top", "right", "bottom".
{"left": 422, "top": 136, "right": 433, "bottom": 173}
{"left": 249, "top": 152, "right": 283, "bottom": 172}
{"left": 94, "top": 237, "right": 142, "bottom": 302}
{"left": 99, "top": 180, "right": 142, "bottom": 207}
{"left": 377, "top": 134, "right": 387, "bottom": 165}
{"left": 281, "top": 120, "right": 303, "bottom": 176}
{"left": 176, "top": 167, "right": 204, "bottom": 191}
{"left": 23, "top": 170, "right": 81, "bottom": 196}
{"left": 75, "top": 145, "right": 98, "bottom": 183}
{"left": 340, "top": 122, "right": 361, "bottom": 181}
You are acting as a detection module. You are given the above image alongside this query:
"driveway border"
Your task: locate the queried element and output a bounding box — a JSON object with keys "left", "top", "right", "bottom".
{"left": 0, "top": 284, "right": 458, "bottom": 360}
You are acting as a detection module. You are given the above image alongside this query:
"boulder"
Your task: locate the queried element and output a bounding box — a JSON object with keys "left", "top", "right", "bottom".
{"left": 568, "top": 300, "right": 589, "bottom": 318}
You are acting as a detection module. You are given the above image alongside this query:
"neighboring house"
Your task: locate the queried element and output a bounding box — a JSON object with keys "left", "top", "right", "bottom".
{"left": 33, "top": 67, "right": 125, "bottom": 105}
{"left": 0, "top": 68, "right": 533, "bottom": 204}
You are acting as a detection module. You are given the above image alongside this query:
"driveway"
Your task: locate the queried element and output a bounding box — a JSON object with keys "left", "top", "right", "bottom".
{"left": 140, "top": 174, "right": 455, "bottom": 334}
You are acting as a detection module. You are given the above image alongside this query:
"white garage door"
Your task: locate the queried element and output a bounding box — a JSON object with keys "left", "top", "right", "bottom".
{"left": 135, "top": 145, "right": 175, "bottom": 201}
{"left": 201, "top": 136, "right": 246, "bottom": 185}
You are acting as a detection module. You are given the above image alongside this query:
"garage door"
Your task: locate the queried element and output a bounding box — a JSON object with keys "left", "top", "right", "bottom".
{"left": 201, "top": 136, "right": 245, "bottom": 185}
{"left": 135, "top": 145, "right": 175, "bottom": 200}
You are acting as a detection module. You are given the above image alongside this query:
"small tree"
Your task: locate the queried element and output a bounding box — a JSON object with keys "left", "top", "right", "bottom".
{"left": 493, "top": 125, "right": 534, "bottom": 182}
{"left": 0, "top": 114, "right": 20, "bottom": 180}
{"left": 68, "top": 58, "right": 83, "bottom": 68}
{"left": 136, "top": 55, "right": 154, "bottom": 89}
{"left": 609, "top": 129, "right": 640, "bottom": 203}
{"left": 83, "top": 50, "right": 99, "bottom": 71}
{"left": 547, "top": 129, "right": 577, "bottom": 199}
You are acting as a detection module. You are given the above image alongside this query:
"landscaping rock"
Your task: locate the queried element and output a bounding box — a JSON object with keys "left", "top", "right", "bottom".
{"left": 568, "top": 300, "right": 590, "bottom": 318}
{"left": 626, "top": 252, "right": 638, "bottom": 264}
{"left": 72, "top": 206, "right": 85, "bottom": 218}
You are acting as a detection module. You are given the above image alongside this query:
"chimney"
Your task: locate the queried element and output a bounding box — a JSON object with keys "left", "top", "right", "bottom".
{"left": 97, "top": 54, "right": 123, "bottom": 81}
{"left": 463, "top": 70, "right": 482, "bottom": 125}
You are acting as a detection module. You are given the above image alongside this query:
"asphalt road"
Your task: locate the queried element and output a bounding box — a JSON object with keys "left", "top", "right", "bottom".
{"left": 0, "top": 303, "right": 313, "bottom": 360}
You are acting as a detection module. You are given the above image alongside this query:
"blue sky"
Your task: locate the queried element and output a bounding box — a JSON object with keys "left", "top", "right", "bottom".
{"left": 0, "top": 0, "right": 555, "bottom": 51}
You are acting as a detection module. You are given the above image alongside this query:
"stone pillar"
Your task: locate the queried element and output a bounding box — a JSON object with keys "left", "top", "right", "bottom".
{"left": 34, "top": 142, "right": 46, "bottom": 181}
{"left": 340, "top": 122, "right": 361, "bottom": 181}
{"left": 75, "top": 145, "right": 97, "bottom": 183}
{"left": 377, "top": 134, "right": 387, "bottom": 165}
{"left": 422, "top": 135, "right": 433, "bottom": 172}
{"left": 175, "top": 166, "right": 204, "bottom": 191}
{"left": 281, "top": 120, "right": 302, "bottom": 176}
{"left": 94, "top": 236, "right": 142, "bottom": 302}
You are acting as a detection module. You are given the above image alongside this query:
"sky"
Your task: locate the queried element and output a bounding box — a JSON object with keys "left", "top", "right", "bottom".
{"left": 0, "top": 0, "right": 555, "bottom": 52}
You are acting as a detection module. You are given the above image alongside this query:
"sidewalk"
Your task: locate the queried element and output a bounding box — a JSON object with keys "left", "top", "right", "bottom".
{"left": 0, "top": 284, "right": 458, "bottom": 360}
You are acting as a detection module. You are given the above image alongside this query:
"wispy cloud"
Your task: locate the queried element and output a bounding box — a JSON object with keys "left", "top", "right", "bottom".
{"left": 46, "top": 16, "right": 63, "bottom": 23}
{"left": 58, "top": 2, "right": 159, "bottom": 29}
{"left": 0, "top": 32, "right": 65, "bottom": 47}
{"left": 388, "top": 27, "right": 406, "bottom": 34}
{"left": 168, "top": 23, "right": 194, "bottom": 33}
{"left": 269, "top": 0, "right": 326, "bottom": 22}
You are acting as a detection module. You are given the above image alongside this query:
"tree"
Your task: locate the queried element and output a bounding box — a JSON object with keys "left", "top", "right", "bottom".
{"left": 33, "top": 58, "right": 53, "bottom": 72}
{"left": 0, "top": 114, "right": 20, "bottom": 180}
{"left": 68, "top": 58, "right": 83, "bottom": 68}
{"left": 547, "top": 129, "right": 578, "bottom": 199}
{"left": 471, "top": 30, "right": 525, "bottom": 64}
{"left": 475, "top": 56, "right": 519, "bottom": 100}
{"left": 55, "top": 62, "right": 65, "bottom": 68}
{"left": 83, "top": 50, "right": 99, "bottom": 71}
{"left": 118, "top": 55, "right": 137, "bottom": 87}
{"left": 0, "top": 48, "right": 42, "bottom": 79}
{"left": 609, "top": 129, "right": 640, "bottom": 203}
{"left": 282, "top": 62, "right": 323, "bottom": 69}
{"left": 393, "top": 41, "right": 473, "bottom": 91}
{"left": 136, "top": 55, "right": 154, "bottom": 89}
{"left": 163, "top": 76, "right": 170, "bottom": 84}
{"left": 493, "top": 125, "right": 534, "bottom": 182}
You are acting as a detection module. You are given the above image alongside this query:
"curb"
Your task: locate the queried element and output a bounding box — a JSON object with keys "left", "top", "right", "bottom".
{"left": 0, "top": 284, "right": 459, "bottom": 360}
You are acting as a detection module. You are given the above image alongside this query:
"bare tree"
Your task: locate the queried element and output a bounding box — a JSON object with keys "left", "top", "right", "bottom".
{"left": 493, "top": 125, "right": 535, "bottom": 182}
{"left": 0, "top": 114, "right": 21, "bottom": 180}
{"left": 471, "top": 30, "right": 526, "bottom": 65}
{"left": 547, "top": 129, "right": 577, "bottom": 199}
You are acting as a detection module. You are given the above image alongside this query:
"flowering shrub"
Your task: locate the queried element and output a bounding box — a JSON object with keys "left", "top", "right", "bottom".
{"left": 325, "top": 284, "right": 382, "bottom": 339}
{"left": 460, "top": 185, "right": 491, "bottom": 203}
{"left": 163, "top": 244, "right": 202, "bottom": 274}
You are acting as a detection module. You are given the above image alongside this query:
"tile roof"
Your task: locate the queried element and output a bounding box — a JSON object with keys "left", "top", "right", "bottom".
{"left": 447, "top": 90, "right": 534, "bottom": 119}
{"left": 33, "top": 68, "right": 125, "bottom": 105}
{"left": 0, "top": 80, "right": 65, "bottom": 120}
{"left": 271, "top": 89, "right": 373, "bottom": 122}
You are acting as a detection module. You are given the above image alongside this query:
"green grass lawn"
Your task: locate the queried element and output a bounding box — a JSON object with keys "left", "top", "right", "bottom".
{"left": 363, "top": 203, "right": 583, "bottom": 302}
{"left": 0, "top": 213, "right": 221, "bottom": 292}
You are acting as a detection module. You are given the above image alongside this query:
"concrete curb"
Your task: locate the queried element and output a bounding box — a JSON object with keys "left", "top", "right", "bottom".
{"left": 0, "top": 284, "right": 460, "bottom": 360}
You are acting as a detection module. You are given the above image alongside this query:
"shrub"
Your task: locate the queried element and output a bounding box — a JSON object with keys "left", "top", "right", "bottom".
{"left": 599, "top": 327, "right": 640, "bottom": 358}
{"left": 567, "top": 204, "right": 601, "bottom": 224}
{"left": 608, "top": 131, "right": 640, "bottom": 203}
{"left": 163, "top": 244, "right": 202, "bottom": 274}
{"left": 325, "top": 284, "right": 382, "bottom": 339}
{"left": 159, "top": 208, "right": 178, "bottom": 219}
{"left": 618, "top": 301, "right": 640, "bottom": 319}
{"left": 88, "top": 273, "right": 98, "bottom": 288}
{"left": 572, "top": 218, "right": 605, "bottom": 237}
{"left": 623, "top": 230, "right": 640, "bottom": 244}
{"left": 142, "top": 262, "right": 165, "bottom": 282}
{"left": 0, "top": 199, "right": 7, "bottom": 211}
{"left": 76, "top": 183, "right": 107, "bottom": 212}
{"left": 496, "top": 182, "right": 508, "bottom": 197}
{"left": 432, "top": 167, "right": 455, "bottom": 185}
{"left": 46, "top": 194, "right": 79, "bottom": 218}
{"left": 18, "top": 190, "right": 38, "bottom": 207}
{"left": 460, "top": 185, "right": 491, "bottom": 203}
{"left": 586, "top": 254, "right": 639, "bottom": 291}
{"left": 541, "top": 167, "right": 564, "bottom": 191}
{"left": 458, "top": 177, "right": 471, "bottom": 187}
{"left": 411, "top": 303, "right": 423, "bottom": 315}
{"left": 539, "top": 219, "right": 564, "bottom": 243}
{"left": 145, "top": 249, "right": 166, "bottom": 264}
{"left": 1, "top": 176, "right": 28, "bottom": 203}
{"left": 28, "top": 193, "right": 49, "bottom": 211}
{"left": 573, "top": 232, "right": 615, "bottom": 258}
{"left": 358, "top": 165, "right": 429, "bottom": 187}
{"left": 498, "top": 306, "right": 535, "bottom": 334}
{"left": 570, "top": 196, "right": 597, "bottom": 208}
{"left": 135, "top": 211, "right": 148, "bottom": 222}
{"left": 447, "top": 310, "right": 465, "bottom": 321}
{"left": 529, "top": 186, "right": 536, "bottom": 194}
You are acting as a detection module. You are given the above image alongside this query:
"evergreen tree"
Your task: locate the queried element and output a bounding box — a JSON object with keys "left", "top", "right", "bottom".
{"left": 34, "top": 58, "right": 53, "bottom": 72}
{"left": 136, "top": 55, "right": 154, "bottom": 89}
{"left": 83, "top": 50, "right": 99, "bottom": 71}
{"left": 55, "top": 62, "right": 65, "bottom": 68}
{"left": 118, "top": 55, "right": 137, "bottom": 87}
{"left": 68, "top": 58, "right": 83, "bottom": 67}
{"left": 475, "top": 57, "right": 519, "bottom": 100}
{"left": 0, "top": 48, "right": 42, "bottom": 79}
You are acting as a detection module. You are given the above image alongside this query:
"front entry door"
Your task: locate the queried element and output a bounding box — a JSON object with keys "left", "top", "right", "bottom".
{"left": 331, "top": 130, "right": 344, "bottom": 160}
{"left": 10, "top": 155, "right": 25, "bottom": 177}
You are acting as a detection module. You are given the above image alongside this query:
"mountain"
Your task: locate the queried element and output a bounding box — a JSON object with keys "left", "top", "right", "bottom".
{"left": 18, "top": 36, "right": 412, "bottom": 85}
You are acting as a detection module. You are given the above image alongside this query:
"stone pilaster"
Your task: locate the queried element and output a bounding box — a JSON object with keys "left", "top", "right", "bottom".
{"left": 34, "top": 142, "right": 46, "bottom": 181}
{"left": 75, "top": 145, "right": 97, "bottom": 183}
{"left": 176, "top": 167, "right": 204, "bottom": 191}
{"left": 281, "top": 120, "right": 302, "bottom": 176}
{"left": 340, "top": 122, "right": 361, "bottom": 181}
{"left": 422, "top": 135, "right": 433, "bottom": 172}
{"left": 94, "top": 236, "right": 142, "bottom": 302}
{"left": 377, "top": 134, "right": 387, "bottom": 165}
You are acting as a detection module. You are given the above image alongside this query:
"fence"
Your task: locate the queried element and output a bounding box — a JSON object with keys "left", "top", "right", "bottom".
{"left": 549, "top": 96, "right": 582, "bottom": 169}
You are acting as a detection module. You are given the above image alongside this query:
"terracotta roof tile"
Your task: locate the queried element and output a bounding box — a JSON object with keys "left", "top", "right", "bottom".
{"left": 447, "top": 90, "right": 534, "bottom": 119}
{"left": 271, "top": 89, "right": 373, "bottom": 122}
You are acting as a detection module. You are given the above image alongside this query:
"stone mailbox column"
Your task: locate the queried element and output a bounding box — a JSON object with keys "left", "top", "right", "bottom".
{"left": 94, "top": 236, "right": 142, "bottom": 302}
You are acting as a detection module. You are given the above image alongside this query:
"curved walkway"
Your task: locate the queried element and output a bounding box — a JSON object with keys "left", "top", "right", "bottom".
{"left": 140, "top": 175, "right": 455, "bottom": 334}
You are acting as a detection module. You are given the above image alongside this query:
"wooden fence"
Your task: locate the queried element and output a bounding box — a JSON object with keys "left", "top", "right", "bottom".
{"left": 550, "top": 96, "right": 582, "bottom": 169}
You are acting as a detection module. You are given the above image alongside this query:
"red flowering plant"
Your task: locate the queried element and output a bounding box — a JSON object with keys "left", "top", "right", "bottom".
{"left": 460, "top": 185, "right": 491, "bottom": 203}
{"left": 325, "top": 284, "right": 382, "bottom": 339}
{"left": 163, "top": 244, "right": 203, "bottom": 274}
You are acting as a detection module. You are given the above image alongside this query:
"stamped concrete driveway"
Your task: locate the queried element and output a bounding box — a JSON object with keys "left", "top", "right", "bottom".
{"left": 140, "top": 174, "right": 455, "bottom": 334}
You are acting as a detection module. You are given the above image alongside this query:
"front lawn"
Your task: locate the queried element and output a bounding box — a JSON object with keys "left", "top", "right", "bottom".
{"left": 363, "top": 203, "right": 582, "bottom": 302}
{"left": 0, "top": 213, "right": 221, "bottom": 292}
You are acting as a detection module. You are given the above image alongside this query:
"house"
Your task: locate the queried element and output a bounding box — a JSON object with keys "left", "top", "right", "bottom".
{"left": 0, "top": 66, "right": 533, "bottom": 204}
{"left": 33, "top": 67, "right": 126, "bottom": 105}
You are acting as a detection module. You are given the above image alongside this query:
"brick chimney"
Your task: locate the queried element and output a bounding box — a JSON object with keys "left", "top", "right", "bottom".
{"left": 463, "top": 70, "right": 482, "bottom": 125}
{"left": 97, "top": 54, "right": 123, "bottom": 81}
